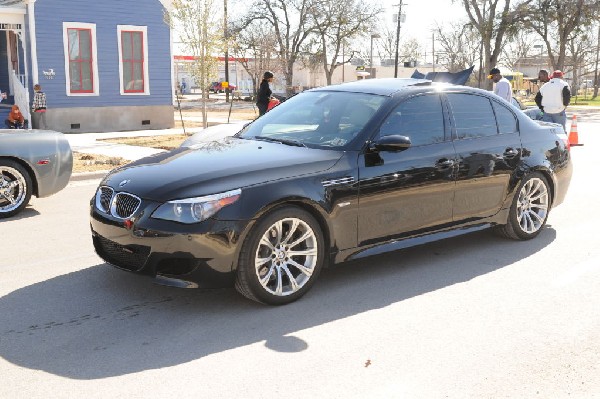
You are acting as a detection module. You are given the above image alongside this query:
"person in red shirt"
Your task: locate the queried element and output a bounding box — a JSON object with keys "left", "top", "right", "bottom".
{"left": 5, "top": 105, "right": 25, "bottom": 129}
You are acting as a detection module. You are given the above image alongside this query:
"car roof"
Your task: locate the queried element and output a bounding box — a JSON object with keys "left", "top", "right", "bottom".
{"left": 310, "top": 78, "right": 434, "bottom": 96}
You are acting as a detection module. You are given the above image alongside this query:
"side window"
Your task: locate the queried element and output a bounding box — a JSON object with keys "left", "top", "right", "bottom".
{"left": 379, "top": 94, "right": 445, "bottom": 146}
{"left": 493, "top": 101, "right": 518, "bottom": 134}
{"left": 447, "top": 94, "right": 497, "bottom": 139}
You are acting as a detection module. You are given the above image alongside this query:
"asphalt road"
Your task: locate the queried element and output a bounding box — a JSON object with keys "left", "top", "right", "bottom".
{"left": 0, "top": 119, "right": 598, "bottom": 398}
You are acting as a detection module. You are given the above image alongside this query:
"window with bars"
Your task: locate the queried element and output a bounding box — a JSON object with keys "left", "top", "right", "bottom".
{"left": 121, "top": 31, "right": 145, "bottom": 93}
{"left": 67, "top": 28, "right": 94, "bottom": 93}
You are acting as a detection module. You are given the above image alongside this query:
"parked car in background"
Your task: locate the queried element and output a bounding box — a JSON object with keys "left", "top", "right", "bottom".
{"left": 1, "top": 130, "right": 73, "bottom": 218}
{"left": 209, "top": 81, "right": 237, "bottom": 93}
{"left": 511, "top": 96, "right": 544, "bottom": 120}
{"left": 90, "top": 79, "right": 572, "bottom": 305}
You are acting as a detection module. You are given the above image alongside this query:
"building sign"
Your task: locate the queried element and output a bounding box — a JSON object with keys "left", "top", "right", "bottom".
{"left": 0, "top": 23, "right": 22, "bottom": 30}
{"left": 43, "top": 68, "right": 56, "bottom": 79}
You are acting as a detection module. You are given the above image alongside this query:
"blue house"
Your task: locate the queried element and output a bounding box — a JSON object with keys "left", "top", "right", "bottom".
{"left": 0, "top": 0, "right": 174, "bottom": 133}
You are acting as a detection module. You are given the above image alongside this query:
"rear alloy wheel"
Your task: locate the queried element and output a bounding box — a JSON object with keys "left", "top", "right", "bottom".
{"left": 0, "top": 160, "right": 33, "bottom": 218}
{"left": 235, "top": 206, "right": 325, "bottom": 305}
{"left": 497, "top": 172, "right": 550, "bottom": 240}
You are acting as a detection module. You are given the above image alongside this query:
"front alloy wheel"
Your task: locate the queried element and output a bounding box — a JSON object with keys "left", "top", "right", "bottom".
{"left": 236, "top": 207, "right": 324, "bottom": 305}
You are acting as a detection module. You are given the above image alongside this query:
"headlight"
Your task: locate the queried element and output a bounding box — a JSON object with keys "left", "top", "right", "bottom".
{"left": 152, "top": 189, "right": 241, "bottom": 224}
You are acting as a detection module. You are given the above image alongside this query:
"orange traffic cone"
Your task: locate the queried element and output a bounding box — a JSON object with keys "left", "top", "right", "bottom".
{"left": 568, "top": 115, "right": 583, "bottom": 147}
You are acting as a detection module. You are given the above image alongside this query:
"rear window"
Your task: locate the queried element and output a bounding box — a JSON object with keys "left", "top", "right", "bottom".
{"left": 493, "top": 101, "right": 518, "bottom": 134}
{"left": 447, "top": 93, "right": 497, "bottom": 139}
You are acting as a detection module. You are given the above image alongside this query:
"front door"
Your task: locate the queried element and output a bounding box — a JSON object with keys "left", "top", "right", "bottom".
{"left": 357, "top": 93, "right": 457, "bottom": 246}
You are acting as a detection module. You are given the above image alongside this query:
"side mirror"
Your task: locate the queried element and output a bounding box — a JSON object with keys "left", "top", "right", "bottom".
{"left": 370, "top": 135, "right": 412, "bottom": 152}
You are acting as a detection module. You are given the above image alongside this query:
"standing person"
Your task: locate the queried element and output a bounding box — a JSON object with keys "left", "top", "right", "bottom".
{"left": 538, "top": 69, "right": 550, "bottom": 84}
{"left": 535, "top": 70, "right": 571, "bottom": 131}
{"left": 31, "top": 83, "right": 47, "bottom": 129}
{"left": 488, "top": 68, "right": 512, "bottom": 102}
{"left": 256, "top": 71, "right": 274, "bottom": 117}
{"left": 5, "top": 105, "right": 25, "bottom": 129}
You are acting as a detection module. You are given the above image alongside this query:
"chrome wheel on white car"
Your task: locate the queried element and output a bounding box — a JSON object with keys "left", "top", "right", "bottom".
{"left": 0, "top": 160, "right": 33, "bottom": 218}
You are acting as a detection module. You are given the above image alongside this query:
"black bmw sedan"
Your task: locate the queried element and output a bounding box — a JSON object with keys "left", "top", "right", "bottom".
{"left": 90, "top": 79, "right": 572, "bottom": 305}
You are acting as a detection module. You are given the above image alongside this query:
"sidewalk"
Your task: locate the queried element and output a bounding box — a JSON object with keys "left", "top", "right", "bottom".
{"left": 67, "top": 113, "right": 250, "bottom": 181}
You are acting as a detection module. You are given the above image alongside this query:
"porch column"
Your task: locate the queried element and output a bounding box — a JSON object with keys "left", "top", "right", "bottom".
{"left": 20, "top": 28, "right": 31, "bottom": 125}
{"left": 26, "top": 0, "right": 38, "bottom": 84}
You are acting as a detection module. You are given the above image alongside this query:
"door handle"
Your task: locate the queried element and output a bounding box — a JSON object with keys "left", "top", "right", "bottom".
{"left": 436, "top": 159, "right": 455, "bottom": 168}
{"left": 503, "top": 148, "right": 519, "bottom": 158}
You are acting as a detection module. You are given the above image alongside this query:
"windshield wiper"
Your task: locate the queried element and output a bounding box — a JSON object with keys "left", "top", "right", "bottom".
{"left": 253, "top": 136, "right": 307, "bottom": 148}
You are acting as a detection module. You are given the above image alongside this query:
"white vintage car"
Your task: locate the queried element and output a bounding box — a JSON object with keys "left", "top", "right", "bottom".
{"left": 0, "top": 129, "right": 72, "bottom": 218}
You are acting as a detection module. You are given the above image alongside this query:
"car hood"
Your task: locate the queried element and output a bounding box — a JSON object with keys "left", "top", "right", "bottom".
{"left": 102, "top": 137, "right": 344, "bottom": 201}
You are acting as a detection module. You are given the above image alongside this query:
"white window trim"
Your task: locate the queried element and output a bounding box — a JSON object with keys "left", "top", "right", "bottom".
{"left": 117, "top": 25, "right": 150, "bottom": 96}
{"left": 63, "top": 22, "right": 100, "bottom": 96}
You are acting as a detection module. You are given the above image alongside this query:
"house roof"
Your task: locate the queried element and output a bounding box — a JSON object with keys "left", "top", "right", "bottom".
{"left": 1, "top": 0, "right": 172, "bottom": 9}
{"left": 0, "top": 0, "right": 24, "bottom": 6}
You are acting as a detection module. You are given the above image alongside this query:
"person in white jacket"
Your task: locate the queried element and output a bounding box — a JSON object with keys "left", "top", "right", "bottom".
{"left": 535, "top": 70, "right": 571, "bottom": 131}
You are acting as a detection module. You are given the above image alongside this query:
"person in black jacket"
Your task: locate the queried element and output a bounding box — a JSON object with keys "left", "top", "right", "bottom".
{"left": 256, "top": 71, "right": 274, "bottom": 116}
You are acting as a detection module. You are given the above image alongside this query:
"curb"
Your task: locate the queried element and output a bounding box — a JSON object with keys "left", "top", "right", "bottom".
{"left": 70, "top": 170, "right": 109, "bottom": 182}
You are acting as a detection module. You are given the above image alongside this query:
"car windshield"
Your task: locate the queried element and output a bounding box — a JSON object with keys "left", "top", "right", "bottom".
{"left": 238, "top": 91, "right": 387, "bottom": 149}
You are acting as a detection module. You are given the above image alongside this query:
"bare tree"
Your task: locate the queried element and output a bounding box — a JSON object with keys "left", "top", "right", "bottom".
{"left": 500, "top": 30, "right": 536, "bottom": 71}
{"left": 229, "top": 20, "right": 281, "bottom": 96}
{"left": 435, "top": 22, "right": 480, "bottom": 72}
{"left": 518, "top": 0, "right": 600, "bottom": 71}
{"left": 399, "top": 38, "right": 422, "bottom": 63}
{"left": 167, "top": 0, "right": 223, "bottom": 128}
{"left": 567, "top": 31, "right": 597, "bottom": 96}
{"left": 377, "top": 24, "right": 398, "bottom": 62}
{"left": 309, "top": 0, "right": 381, "bottom": 85}
{"left": 457, "top": 0, "right": 526, "bottom": 89}
{"left": 242, "top": 0, "right": 316, "bottom": 96}
{"left": 594, "top": 22, "right": 600, "bottom": 98}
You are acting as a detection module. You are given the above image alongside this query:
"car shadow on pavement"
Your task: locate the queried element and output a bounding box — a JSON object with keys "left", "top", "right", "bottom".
{"left": 0, "top": 227, "right": 556, "bottom": 380}
{"left": 1, "top": 206, "right": 41, "bottom": 221}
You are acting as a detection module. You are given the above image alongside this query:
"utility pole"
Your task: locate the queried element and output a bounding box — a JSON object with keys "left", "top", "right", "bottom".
{"left": 393, "top": 0, "right": 404, "bottom": 78}
{"left": 432, "top": 31, "right": 435, "bottom": 72}
{"left": 594, "top": 21, "right": 600, "bottom": 98}
{"left": 224, "top": 0, "right": 229, "bottom": 103}
{"left": 198, "top": 0, "right": 208, "bottom": 128}
{"left": 342, "top": 42, "right": 345, "bottom": 83}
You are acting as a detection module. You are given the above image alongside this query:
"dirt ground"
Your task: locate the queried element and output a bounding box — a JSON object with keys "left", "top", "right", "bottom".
{"left": 72, "top": 152, "right": 128, "bottom": 173}
{"left": 72, "top": 134, "right": 188, "bottom": 173}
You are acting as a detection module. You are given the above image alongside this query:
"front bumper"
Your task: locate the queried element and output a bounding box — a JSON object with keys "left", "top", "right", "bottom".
{"left": 90, "top": 201, "right": 251, "bottom": 288}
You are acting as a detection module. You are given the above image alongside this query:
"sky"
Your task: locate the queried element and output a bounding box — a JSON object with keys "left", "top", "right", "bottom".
{"left": 173, "top": 0, "right": 469, "bottom": 56}
{"left": 380, "top": 0, "right": 468, "bottom": 49}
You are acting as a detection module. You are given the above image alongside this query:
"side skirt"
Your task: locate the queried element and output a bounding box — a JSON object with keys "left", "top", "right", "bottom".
{"left": 337, "top": 223, "right": 494, "bottom": 263}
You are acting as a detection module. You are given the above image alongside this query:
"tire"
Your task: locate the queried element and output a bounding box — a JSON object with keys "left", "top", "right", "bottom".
{"left": 496, "top": 172, "right": 550, "bottom": 240}
{"left": 235, "top": 206, "right": 325, "bottom": 305}
{"left": 0, "top": 159, "right": 33, "bottom": 218}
